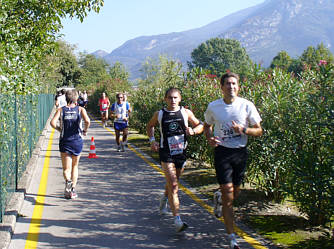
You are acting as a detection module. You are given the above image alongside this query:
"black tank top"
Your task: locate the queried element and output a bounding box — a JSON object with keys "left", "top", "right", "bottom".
{"left": 160, "top": 107, "right": 188, "bottom": 155}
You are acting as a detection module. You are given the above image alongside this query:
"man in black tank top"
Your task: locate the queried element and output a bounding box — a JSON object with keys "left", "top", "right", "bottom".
{"left": 146, "top": 87, "right": 204, "bottom": 232}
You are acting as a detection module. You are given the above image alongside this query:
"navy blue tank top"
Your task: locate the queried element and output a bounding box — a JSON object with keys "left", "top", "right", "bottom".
{"left": 60, "top": 105, "right": 82, "bottom": 142}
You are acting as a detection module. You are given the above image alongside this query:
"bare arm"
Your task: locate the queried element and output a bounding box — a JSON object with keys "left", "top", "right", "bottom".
{"left": 146, "top": 111, "right": 159, "bottom": 152}
{"left": 204, "top": 122, "right": 220, "bottom": 147}
{"left": 185, "top": 109, "right": 204, "bottom": 136}
{"left": 231, "top": 121, "right": 263, "bottom": 137}
{"left": 50, "top": 108, "right": 62, "bottom": 132}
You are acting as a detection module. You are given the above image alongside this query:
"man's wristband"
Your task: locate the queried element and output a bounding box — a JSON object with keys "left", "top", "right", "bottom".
{"left": 242, "top": 127, "right": 247, "bottom": 134}
{"left": 149, "top": 137, "right": 155, "bottom": 143}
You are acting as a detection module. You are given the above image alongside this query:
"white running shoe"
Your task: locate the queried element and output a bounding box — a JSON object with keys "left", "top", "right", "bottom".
{"left": 213, "top": 190, "right": 223, "bottom": 218}
{"left": 229, "top": 234, "right": 240, "bottom": 249}
{"left": 159, "top": 195, "right": 168, "bottom": 215}
{"left": 174, "top": 216, "right": 188, "bottom": 232}
{"left": 64, "top": 180, "right": 72, "bottom": 199}
{"left": 120, "top": 142, "right": 125, "bottom": 152}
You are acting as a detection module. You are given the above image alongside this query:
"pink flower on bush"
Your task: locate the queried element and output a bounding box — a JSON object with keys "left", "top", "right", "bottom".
{"left": 205, "top": 74, "right": 217, "bottom": 80}
{"left": 318, "top": 60, "right": 328, "bottom": 66}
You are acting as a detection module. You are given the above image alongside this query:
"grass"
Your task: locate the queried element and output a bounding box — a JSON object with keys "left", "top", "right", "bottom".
{"left": 127, "top": 129, "right": 333, "bottom": 248}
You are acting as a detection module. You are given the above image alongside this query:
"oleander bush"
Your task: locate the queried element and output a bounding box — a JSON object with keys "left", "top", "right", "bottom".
{"left": 129, "top": 57, "right": 334, "bottom": 226}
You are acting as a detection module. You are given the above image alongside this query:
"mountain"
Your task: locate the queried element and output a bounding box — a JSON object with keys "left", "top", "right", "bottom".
{"left": 99, "top": 0, "right": 334, "bottom": 80}
{"left": 92, "top": 49, "right": 109, "bottom": 58}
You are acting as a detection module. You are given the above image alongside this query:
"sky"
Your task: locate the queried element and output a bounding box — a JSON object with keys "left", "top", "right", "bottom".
{"left": 60, "top": 0, "right": 265, "bottom": 54}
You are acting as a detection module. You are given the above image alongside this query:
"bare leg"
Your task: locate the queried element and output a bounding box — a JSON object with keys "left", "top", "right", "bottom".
{"left": 163, "top": 167, "right": 184, "bottom": 197}
{"left": 115, "top": 130, "right": 121, "bottom": 145}
{"left": 161, "top": 162, "right": 180, "bottom": 216}
{"left": 220, "top": 183, "right": 239, "bottom": 234}
{"left": 122, "top": 128, "right": 128, "bottom": 143}
{"left": 61, "top": 152, "right": 72, "bottom": 182}
{"left": 71, "top": 155, "right": 80, "bottom": 187}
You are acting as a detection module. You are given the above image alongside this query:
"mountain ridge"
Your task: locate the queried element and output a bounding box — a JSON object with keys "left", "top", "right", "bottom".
{"left": 94, "top": 0, "right": 334, "bottom": 80}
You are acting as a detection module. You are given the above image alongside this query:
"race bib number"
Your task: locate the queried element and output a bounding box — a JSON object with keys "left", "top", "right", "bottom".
{"left": 102, "top": 104, "right": 108, "bottom": 109}
{"left": 167, "top": 135, "right": 185, "bottom": 155}
{"left": 221, "top": 127, "right": 235, "bottom": 138}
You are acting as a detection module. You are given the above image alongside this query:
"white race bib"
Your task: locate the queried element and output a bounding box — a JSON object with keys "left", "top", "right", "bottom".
{"left": 168, "top": 134, "right": 185, "bottom": 155}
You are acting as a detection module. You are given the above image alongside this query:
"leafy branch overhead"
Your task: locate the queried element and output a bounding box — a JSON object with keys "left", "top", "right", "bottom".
{"left": 0, "top": 0, "right": 104, "bottom": 94}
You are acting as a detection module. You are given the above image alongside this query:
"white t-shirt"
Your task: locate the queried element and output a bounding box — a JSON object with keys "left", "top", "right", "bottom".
{"left": 111, "top": 102, "right": 130, "bottom": 124}
{"left": 204, "top": 97, "right": 262, "bottom": 148}
{"left": 57, "top": 95, "right": 67, "bottom": 108}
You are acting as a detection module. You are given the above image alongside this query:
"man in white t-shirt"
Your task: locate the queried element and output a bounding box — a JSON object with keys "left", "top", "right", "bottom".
{"left": 204, "top": 72, "right": 263, "bottom": 249}
{"left": 110, "top": 93, "right": 131, "bottom": 152}
{"left": 56, "top": 89, "right": 67, "bottom": 108}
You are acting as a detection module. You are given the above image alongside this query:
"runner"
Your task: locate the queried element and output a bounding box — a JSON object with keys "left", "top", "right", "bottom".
{"left": 55, "top": 89, "right": 67, "bottom": 108}
{"left": 204, "top": 72, "right": 263, "bottom": 249}
{"left": 98, "top": 92, "right": 110, "bottom": 128}
{"left": 50, "top": 89, "right": 90, "bottom": 199}
{"left": 110, "top": 93, "right": 131, "bottom": 152}
{"left": 146, "top": 87, "right": 204, "bottom": 232}
{"left": 82, "top": 90, "right": 88, "bottom": 108}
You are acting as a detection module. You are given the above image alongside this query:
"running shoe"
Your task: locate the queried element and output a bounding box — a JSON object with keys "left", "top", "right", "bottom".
{"left": 121, "top": 142, "right": 125, "bottom": 152}
{"left": 213, "top": 190, "right": 223, "bottom": 218}
{"left": 70, "top": 188, "right": 78, "bottom": 199}
{"left": 117, "top": 145, "right": 121, "bottom": 152}
{"left": 174, "top": 216, "right": 188, "bottom": 232}
{"left": 230, "top": 237, "right": 240, "bottom": 249}
{"left": 159, "top": 195, "right": 168, "bottom": 215}
{"left": 64, "top": 180, "right": 72, "bottom": 199}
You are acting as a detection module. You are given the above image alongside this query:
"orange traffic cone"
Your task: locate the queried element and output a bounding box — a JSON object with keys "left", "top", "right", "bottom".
{"left": 88, "top": 137, "right": 98, "bottom": 158}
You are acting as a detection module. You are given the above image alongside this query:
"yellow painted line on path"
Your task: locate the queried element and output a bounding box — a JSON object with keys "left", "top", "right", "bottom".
{"left": 98, "top": 117, "right": 267, "bottom": 249}
{"left": 25, "top": 128, "right": 55, "bottom": 249}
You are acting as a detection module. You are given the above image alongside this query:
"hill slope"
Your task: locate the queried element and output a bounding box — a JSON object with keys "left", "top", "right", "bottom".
{"left": 98, "top": 0, "right": 334, "bottom": 80}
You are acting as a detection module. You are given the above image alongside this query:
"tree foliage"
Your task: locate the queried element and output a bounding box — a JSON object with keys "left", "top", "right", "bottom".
{"left": 0, "top": 0, "right": 104, "bottom": 94}
{"left": 188, "top": 38, "right": 252, "bottom": 77}
{"left": 270, "top": 51, "right": 292, "bottom": 70}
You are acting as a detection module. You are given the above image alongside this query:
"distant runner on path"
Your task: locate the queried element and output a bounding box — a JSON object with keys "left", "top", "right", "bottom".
{"left": 110, "top": 92, "right": 131, "bottom": 152}
{"left": 50, "top": 89, "right": 90, "bottom": 199}
{"left": 204, "top": 72, "right": 263, "bottom": 249}
{"left": 146, "top": 87, "right": 204, "bottom": 232}
{"left": 98, "top": 92, "right": 110, "bottom": 128}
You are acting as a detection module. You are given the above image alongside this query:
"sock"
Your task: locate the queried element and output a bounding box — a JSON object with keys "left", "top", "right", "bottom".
{"left": 229, "top": 233, "right": 236, "bottom": 240}
{"left": 174, "top": 216, "right": 181, "bottom": 222}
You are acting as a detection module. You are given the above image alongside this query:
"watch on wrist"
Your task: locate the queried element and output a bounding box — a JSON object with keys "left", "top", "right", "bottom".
{"left": 242, "top": 127, "right": 247, "bottom": 134}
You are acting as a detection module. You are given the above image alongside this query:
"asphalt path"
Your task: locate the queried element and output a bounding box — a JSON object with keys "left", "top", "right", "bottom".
{"left": 7, "top": 117, "right": 272, "bottom": 249}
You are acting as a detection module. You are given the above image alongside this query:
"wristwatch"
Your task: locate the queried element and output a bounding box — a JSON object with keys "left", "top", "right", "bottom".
{"left": 242, "top": 127, "right": 247, "bottom": 134}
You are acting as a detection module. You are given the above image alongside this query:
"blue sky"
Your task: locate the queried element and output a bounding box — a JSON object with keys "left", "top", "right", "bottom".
{"left": 60, "top": 0, "right": 265, "bottom": 54}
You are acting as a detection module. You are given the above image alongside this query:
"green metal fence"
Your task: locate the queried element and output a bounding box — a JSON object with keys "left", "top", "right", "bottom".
{"left": 0, "top": 93, "right": 54, "bottom": 222}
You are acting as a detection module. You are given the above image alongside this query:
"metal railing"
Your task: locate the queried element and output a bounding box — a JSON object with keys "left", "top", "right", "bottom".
{"left": 0, "top": 93, "right": 54, "bottom": 222}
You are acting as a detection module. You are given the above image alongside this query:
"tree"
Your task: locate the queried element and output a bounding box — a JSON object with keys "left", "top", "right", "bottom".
{"left": 55, "top": 41, "right": 81, "bottom": 88}
{"left": 188, "top": 38, "right": 252, "bottom": 77}
{"left": 288, "top": 43, "right": 334, "bottom": 75}
{"left": 108, "top": 62, "right": 130, "bottom": 81}
{"left": 77, "top": 53, "right": 110, "bottom": 88}
{"left": 0, "top": 0, "right": 104, "bottom": 94}
{"left": 300, "top": 43, "right": 334, "bottom": 67}
{"left": 270, "top": 51, "right": 292, "bottom": 70}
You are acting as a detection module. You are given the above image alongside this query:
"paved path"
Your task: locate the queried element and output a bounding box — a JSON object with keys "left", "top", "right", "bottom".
{"left": 6, "top": 117, "right": 272, "bottom": 249}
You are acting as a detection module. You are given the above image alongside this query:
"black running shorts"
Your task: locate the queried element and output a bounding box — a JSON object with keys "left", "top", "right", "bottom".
{"left": 159, "top": 148, "right": 187, "bottom": 169}
{"left": 214, "top": 146, "right": 248, "bottom": 186}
